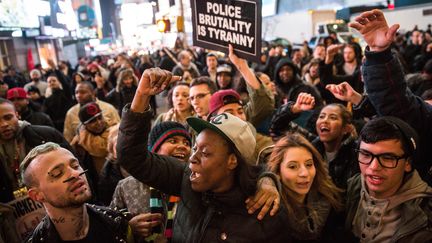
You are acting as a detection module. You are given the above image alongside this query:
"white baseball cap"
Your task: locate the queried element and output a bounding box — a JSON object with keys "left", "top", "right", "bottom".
{"left": 187, "top": 113, "right": 256, "bottom": 164}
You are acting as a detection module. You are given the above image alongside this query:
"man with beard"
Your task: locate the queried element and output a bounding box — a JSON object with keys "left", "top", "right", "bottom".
{"left": 20, "top": 142, "right": 133, "bottom": 242}
{"left": 63, "top": 81, "right": 120, "bottom": 143}
{"left": 0, "top": 98, "right": 71, "bottom": 203}
{"left": 7, "top": 87, "right": 54, "bottom": 127}
{"left": 274, "top": 58, "right": 322, "bottom": 107}
{"left": 71, "top": 102, "right": 116, "bottom": 199}
{"left": 24, "top": 69, "right": 47, "bottom": 97}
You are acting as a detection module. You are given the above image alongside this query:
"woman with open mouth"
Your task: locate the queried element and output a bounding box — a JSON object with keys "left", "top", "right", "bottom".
{"left": 267, "top": 133, "right": 349, "bottom": 242}
{"left": 270, "top": 92, "right": 359, "bottom": 189}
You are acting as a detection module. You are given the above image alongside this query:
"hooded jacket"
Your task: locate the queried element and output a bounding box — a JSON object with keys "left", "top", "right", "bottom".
{"left": 274, "top": 58, "right": 323, "bottom": 107}
{"left": 346, "top": 171, "right": 432, "bottom": 242}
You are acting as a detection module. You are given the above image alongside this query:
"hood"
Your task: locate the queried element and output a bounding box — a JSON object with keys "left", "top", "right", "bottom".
{"left": 274, "top": 58, "right": 301, "bottom": 91}
{"left": 361, "top": 170, "right": 432, "bottom": 211}
{"left": 274, "top": 58, "right": 299, "bottom": 84}
{"left": 16, "top": 120, "right": 31, "bottom": 139}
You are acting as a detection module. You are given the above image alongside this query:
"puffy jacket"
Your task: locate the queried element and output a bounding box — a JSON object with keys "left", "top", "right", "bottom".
{"left": 362, "top": 48, "right": 432, "bottom": 185}
{"left": 117, "top": 105, "right": 292, "bottom": 243}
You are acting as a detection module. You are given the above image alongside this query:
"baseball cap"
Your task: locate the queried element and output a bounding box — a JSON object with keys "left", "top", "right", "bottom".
{"left": 208, "top": 89, "right": 242, "bottom": 117}
{"left": 187, "top": 113, "right": 256, "bottom": 163}
{"left": 216, "top": 64, "right": 232, "bottom": 75}
{"left": 7, "top": 87, "right": 28, "bottom": 100}
{"left": 79, "top": 102, "right": 102, "bottom": 125}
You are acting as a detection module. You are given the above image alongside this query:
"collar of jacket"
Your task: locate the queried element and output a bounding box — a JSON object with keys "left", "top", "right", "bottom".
{"left": 201, "top": 186, "right": 247, "bottom": 209}
{"left": 26, "top": 204, "right": 129, "bottom": 242}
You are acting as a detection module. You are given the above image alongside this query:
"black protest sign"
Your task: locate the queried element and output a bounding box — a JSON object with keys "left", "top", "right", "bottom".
{"left": 191, "top": 0, "right": 262, "bottom": 62}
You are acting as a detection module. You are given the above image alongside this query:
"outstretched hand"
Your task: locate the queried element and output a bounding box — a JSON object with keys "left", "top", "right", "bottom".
{"left": 348, "top": 9, "right": 399, "bottom": 52}
{"left": 326, "top": 82, "right": 363, "bottom": 105}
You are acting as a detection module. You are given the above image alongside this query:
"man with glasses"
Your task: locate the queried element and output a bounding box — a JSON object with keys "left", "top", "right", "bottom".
{"left": 345, "top": 116, "right": 432, "bottom": 242}
{"left": 188, "top": 77, "right": 217, "bottom": 120}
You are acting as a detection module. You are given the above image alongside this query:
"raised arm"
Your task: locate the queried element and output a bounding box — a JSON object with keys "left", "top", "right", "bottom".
{"left": 117, "top": 68, "right": 184, "bottom": 195}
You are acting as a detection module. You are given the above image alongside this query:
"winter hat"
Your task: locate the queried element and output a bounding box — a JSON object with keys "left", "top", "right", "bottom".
{"left": 216, "top": 64, "right": 232, "bottom": 75}
{"left": 208, "top": 89, "right": 242, "bottom": 117}
{"left": 187, "top": 113, "right": 256, "bottom": 163}
{"left": 7, "top": 88, "right": 28, "bottom": 100}
{"left": 148, "top": 121, "right": 191, "bottom": 153}
{"left": 79, "top": 102, "right": 102, "bottom": 125}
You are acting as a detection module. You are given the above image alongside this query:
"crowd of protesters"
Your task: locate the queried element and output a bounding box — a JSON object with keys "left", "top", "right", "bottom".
{"left": 0, "top": 9, "right": 432, "bottom": 243}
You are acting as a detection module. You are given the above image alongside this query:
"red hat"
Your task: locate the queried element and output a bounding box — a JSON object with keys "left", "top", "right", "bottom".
{"left": 7, "top": 88, "right": 28, "bottom": 100}
{"left": 208, "top": 89, "right": 242, "bottom": 116}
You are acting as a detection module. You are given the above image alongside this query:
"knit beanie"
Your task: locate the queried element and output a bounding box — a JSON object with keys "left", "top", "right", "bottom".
{"left": 148, "top": 121, "right": 191, "bottom": 153}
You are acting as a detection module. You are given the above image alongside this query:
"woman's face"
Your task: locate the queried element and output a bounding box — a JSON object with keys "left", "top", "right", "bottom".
{"left": 122, "top": 75, "right": 134, "bottom": 88}
{"left": 309, "top": 63, "right": 319, "bottom": 78}
{"left": 280, "top": 147, "right": 316, "bottom": 203}
{"left": 316, "top": 105, "right": 347, "bottom": 144}
{"left": 172, "top": 85, "right": 190, "bottom": 112}
{"left": 158, "top": 135, "right": 191, "bottom": 162}
{"left": 74, "top": 74, "right": 83, "bottom": 84}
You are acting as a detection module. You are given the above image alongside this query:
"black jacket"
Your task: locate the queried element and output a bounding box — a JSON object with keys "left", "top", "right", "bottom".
{"left": 0, "top": 125, "right": 72, "bottom": 203}
{"left": 20, "top": 108, "right": 54, "bottom": 127}
{"left": 363, "top": 48, "right": 432, "bottom": 185}
{"left": 117, "top": 105, "right": 292, "bottom": 243}
{"left": 105, "top": 86, "right": 137, "bottom": 115}
{"left": 25, "top": 204, "right": 131, "bottom": 243}
{"left": 274, "top": 58, "right": 323, "bottom": 108}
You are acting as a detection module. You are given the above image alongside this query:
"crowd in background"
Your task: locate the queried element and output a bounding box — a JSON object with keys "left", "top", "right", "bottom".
{"left": 1, "top": 9, "right": 432, "bottom": 243}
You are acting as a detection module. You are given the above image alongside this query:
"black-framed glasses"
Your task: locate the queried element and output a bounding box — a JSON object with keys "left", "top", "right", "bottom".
{"left": 188, "top": 93, "right": 210, "bottom": 102}
{"left": 355, "top": 149, "right": 408, "bottom": 169}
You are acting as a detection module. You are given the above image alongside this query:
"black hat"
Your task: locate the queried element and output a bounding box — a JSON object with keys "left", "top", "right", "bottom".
{"left": 27, "top": 86, "right": 41, "bottom": 94}
{"left": 148, "top": 121, "right": 191, "bottom": 153}
{"left": 79, "top": 102, "right": 102, "bottom": 125}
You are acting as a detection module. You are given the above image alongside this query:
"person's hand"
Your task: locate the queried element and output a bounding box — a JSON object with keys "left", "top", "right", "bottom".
{"left": 348, "top": 9, "right": 399, "bottom": 52}
{"left": 268, "top": 47, "right": 276, "bottom": 57}
{"left": 228, "top": 44, "right": 247, "bottom": 68}
{"left": 137, "top": 68, "right": 181, "bottom": 96}
{"left": 326, "top": 82, "right": 363, "bottom": 105}
{"left": 129, "top": 213, "right": 162, "bottom": 237}
{"left": 94, "top": 73, "right": 105, "bottom": 89}
{"left": 47, "top": 59, "right": 56, "bottom": 70}
{"left": 291, "top": 92, "right": 315, "bottom": 114}
{"left": 245, "top": 177, "right": 280, "bottom": 220}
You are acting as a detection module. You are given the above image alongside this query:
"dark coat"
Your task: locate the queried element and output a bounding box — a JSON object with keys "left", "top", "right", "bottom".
{"left": 0, "top": 125, "right": 72, "bottom": 203}
{"left": 362, "top": 48, "right": 432, "bottom": 185}
{"left": 117, "top": 105, "right": 292, "bottom": 243}
{"left": 105, "top": 86, "right": 137, "bottom": 115}
{"left": 24, "top": 204, "right": 132, "bottom": 243}
{"left": 20, "top": 108, "right": 54, "bottom": 127}
{"left": 274, "top": 58, "right": 323, "bottom": 108}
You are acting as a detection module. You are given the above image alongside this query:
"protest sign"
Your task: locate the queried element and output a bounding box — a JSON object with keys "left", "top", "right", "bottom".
{"left": 191, "top": 0, "right": 262, "bottom": 61}
{"left": 8, "top": 194, "right": 45, "bottom": 240}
